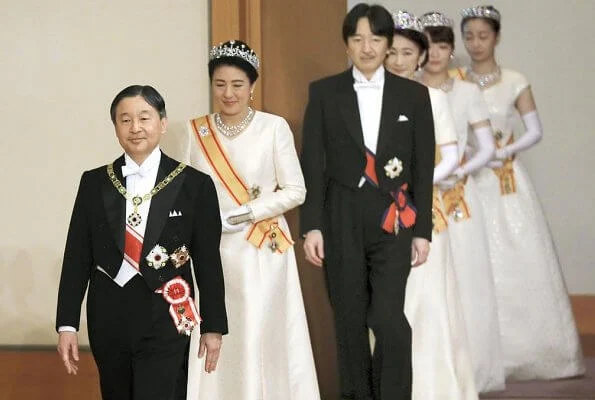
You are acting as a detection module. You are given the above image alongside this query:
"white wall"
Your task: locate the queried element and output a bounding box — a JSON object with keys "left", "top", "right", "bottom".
{"left": 0, "top": 0, "right": 210, "bottom": 345}
{"left": 348, "top": 0, "right": 595, "bottom": 294}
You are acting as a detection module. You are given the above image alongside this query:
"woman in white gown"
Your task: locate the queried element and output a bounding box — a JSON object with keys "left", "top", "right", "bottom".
{"left": 384, "top": 11, "right": 478, "bottom": 400}
{"left": 419, "top": 12, "right": 505, "bottom": 392}
{"left": 457, "top": 6, "right": 585, "bottom": 380}
{"left": 183, "top": 40, "right": 320, "bottom": 400}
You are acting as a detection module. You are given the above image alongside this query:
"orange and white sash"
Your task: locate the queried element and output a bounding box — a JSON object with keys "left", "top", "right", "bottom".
{"left": 493, "top": 135, "right": 517, "bottom": 195}
{"left": 441, "top": 154, "right": 471, "bottom": 223}
{"left": 190, "top": 115, "right": 293, "bottom": 253}
{"left": 432, "top": 146, "right": 449, "bottom": 233}
{"left": 442, "top": 178, "right": 471, "bottom": 222}
{"left": 449, "top": 67, "right": 467, "bottom": 80}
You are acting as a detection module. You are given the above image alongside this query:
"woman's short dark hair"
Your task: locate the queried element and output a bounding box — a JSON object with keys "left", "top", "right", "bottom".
{"left": 424, "top": 26, "right": 455, "bottom": 48}
{"left": 461, "top": 6, "right": 501, "bottom": 34}
{"left": 394, "top": 28, "right": 430, "bottom": 67}
{"left": 343, "top": 3, "right": 394, "bottom": 46}
{"left": 208, "top": 40, "right": 259, "bottom": 84}
{"left": 110, "top": 85, "right": 166, "bottom": 124}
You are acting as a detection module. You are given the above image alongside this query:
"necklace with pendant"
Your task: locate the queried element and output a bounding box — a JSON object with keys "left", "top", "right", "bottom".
{"left": 214, "top": 107, "right": 255, "bottom": 138}
{"left": 467, "top": 66, "right": 501, "bottom": 89}
{"left": 107, "top": 163, "right": 186, "bottom": 227}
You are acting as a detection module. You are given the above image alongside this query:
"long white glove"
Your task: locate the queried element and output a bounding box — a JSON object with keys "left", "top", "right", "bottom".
{"left": 433, "top": 143, "right": 459, "bottom": 184}
{"left": 454, "top": 125, "right": 495, "bottom": 177}
{"left": 495, "top": 110, "right": 543, "bottom": 159}
{"left": 486, "top": 160, "right": 504, "bottom": 168}
{"left": 220, "top": 205, "right": 252, "bottom": 234}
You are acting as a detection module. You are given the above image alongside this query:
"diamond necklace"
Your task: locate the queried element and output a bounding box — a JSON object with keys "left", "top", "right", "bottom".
{"left": 466, "top": 66, "right": 501, "bottom": 89}
{"left": 214, "top": 107, "right": 255, "bottom": 138}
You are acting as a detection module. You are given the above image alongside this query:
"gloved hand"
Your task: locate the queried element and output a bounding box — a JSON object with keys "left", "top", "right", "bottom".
{"left": 494, "top": 147, "right": 510, "bottom": 160}
{"left": 486, "top": 159, "right": 504, "bottom": 169}
{"left": 437, "top": 175, "right": 458, "bottom": 191}
{"left": 220, "top": 205, "right": 252, "bottom": 234}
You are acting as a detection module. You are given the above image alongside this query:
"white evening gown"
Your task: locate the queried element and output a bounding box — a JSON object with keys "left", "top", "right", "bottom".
{"left": 184, "top": 111, "right": 320, "bottom": 400}
{"left": 404, "top": 87, "right": 478, "bottom": 399}
{"left": 444, "top": 78, "right": 505, "bottom": 392}
{"left": 466, "top": 68, "right": 585, "bottom": 380}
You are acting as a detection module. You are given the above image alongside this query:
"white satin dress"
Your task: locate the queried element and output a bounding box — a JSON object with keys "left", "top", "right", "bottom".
{"left": 467, "top": 68, "right": 585, "bottom": 380}
{"left": 444, "top": 78, "right": 505, "bottom": 392}
{"left": 404, "top": 87, "right": 478, "bottom": 400}
{"left": 183, "top": 111, "right": 320, "bottom": 400}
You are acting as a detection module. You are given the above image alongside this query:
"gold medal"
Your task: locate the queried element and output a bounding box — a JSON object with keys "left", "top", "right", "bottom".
{"left": 269, "top": 228, "right": 278, "bottom": 252}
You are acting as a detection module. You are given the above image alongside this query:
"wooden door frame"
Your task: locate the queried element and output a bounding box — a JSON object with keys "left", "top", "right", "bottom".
{"left": 210, "top": 0, "right": 263, "bottom": 110}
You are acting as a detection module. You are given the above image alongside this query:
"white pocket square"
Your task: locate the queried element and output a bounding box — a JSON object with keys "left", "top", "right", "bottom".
{"left": 398, "top": 114, "right": 409, "bottom": 122}
{"left": 169, "top": 210, "right": 182, "bottom": 217}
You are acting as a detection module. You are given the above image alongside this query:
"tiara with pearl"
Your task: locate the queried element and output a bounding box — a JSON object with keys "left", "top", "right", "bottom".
{"left": 420, "top": 11, "right": 454, "bottom": 28}
{"left": 461, "top": 6, "right": 501, "bottom": 22}
{"left": 392, "top": 10, "right": 424, "bottom": 33}
{"left": 209, "top": 40, "right": 260, "bottom": 71}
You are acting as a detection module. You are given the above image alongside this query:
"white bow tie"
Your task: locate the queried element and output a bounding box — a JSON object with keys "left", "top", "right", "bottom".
{"left": 354, "top": 81, "right": 382, "bottom": 91}
{"left": 122, "top": 164, "right": 151, "bottom": 178}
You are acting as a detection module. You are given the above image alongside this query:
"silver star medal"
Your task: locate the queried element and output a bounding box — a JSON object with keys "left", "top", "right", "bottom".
{"left": 146, "top": 245, "right": 169, "bottom": 269}
{"left": 384, "top": 157, "right": 403, "bottom": 179}
{"left": 199, "top": 125, "right": 209, "bottom": 137}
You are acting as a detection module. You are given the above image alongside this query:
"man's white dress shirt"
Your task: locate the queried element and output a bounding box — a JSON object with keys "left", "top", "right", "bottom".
{"left": 353, "top": 66, "right": 385, "bottom": 187}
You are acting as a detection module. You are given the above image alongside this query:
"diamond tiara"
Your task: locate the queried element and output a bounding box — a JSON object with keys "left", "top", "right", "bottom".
{"left": 461, "top": 6, "right": 501, "bottom": 22}
{"left": 420, "top": 11, "right": 454, "bottom": 28}
{"left": 209, "top": 40, "right": 260, "bottom": 71}
{"left": 392, "top": 10, "right": 424, "bottom": 33}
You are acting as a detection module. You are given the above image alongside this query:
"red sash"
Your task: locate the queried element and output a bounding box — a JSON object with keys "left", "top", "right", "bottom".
{"left": 364, "top": 151, "right": 416, "bottom": 234}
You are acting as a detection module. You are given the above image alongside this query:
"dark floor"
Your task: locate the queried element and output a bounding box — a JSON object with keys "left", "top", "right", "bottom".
{"left": 1, "top": 336, "right": 594, "bottom": 400}
{"left": 480, "top": 335, "right": 595, "bottom": 400}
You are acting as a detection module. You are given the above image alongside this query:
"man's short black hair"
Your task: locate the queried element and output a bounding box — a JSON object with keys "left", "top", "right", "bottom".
{"left": 342, "top": 3, "right": 394, "bottom": 46}
{"left": 110, "top": 85, "right": 166, "bottom": 124}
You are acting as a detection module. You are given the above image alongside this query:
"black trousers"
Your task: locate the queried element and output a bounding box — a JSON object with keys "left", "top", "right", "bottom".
{"left": 324, "top": 181, "right": 413, "bottom": 400}
{"left": 87, "top": 272, "right": 189, "bottom": 400}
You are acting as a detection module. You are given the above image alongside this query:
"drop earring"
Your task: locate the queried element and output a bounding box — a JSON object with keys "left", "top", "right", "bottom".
{"left": 250, "top": 91, "right": 254, "bottom": 101}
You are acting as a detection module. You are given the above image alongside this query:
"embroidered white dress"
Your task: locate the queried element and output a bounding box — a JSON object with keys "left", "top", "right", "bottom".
{"left": 444, "top": 79, "right": 505, "bottom": 392}
{"left": 468, "top": 68, "right": 585, "bottom": 380}
{"left": 404, "top": 87, "right": 478, "bottom": 399}
{"left": 184, "top": 111, "right": 320, "bottom": 400}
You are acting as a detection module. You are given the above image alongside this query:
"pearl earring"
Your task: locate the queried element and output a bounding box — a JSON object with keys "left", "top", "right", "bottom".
{"left": 250, "top": 91, "right": 254, "bottom": 101}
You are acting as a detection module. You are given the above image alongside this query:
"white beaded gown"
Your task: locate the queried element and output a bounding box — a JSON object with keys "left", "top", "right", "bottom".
{"left": 464, "top": 68, "right": 585, "bottom": 380}
{"left": 404, "top": 87, "right": 478, "bottom": 399}
{"left": 443, "top": 78, "right": 505, "bottom": 392}
{"left": 183, "top": 111, "right": 320, "bottom": 400}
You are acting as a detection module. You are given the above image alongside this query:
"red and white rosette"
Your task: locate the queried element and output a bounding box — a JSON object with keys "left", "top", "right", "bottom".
{"left": 155, "top": 276, "right": 201, "bottom": 336}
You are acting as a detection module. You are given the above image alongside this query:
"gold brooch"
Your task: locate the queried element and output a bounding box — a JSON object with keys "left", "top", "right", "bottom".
{"left": 170, "top": 245, "right": 190, "bottom": 268}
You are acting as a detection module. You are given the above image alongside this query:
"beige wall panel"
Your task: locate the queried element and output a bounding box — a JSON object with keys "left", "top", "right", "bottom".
{"left": 0, "top": 0, "right": 211, "bottom": 345}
